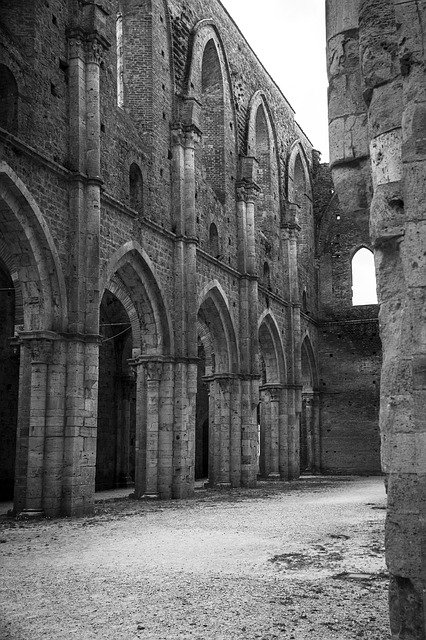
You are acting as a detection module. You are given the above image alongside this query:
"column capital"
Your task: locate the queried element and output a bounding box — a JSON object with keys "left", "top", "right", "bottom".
{"left": 236, "top": 180, "right": 261, "bottom": 203}
{"left": 19, "top": 332, "right": 57, "bottom": 364}
{"left": 171, "top": 123, "right": 202, "bottom": 149}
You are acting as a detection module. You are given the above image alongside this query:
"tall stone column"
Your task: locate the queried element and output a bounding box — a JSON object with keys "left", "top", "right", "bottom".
{"left": 14, "top": 334, "right": 54, "bottom": 514}
{"left": 115, "top": 373, "right": 134, "bottom": 487}
{"left": 259, "top": 385, "right": 281, "bottom": 478}
{"left": 237, "top": 159, "right": 261, "bottom": 488}
{"left": 62, "top": 4, "right": 109, "bottom": 516}
{"left": 312, "top": 391, "right": 321, "bottom": 474}
{"left": 144, "top": 361, "right": 163, "bottom": 497}
{"left": 303, "top": 392, "right": 315, "bottom": 472}
{"left": 278, "top": 387, "right": 289, "bottom": 479}
{"left": 170, "top": 99, "right": 201, "bottom": 499}
{"left": 269, "top": 387, "right": 281, "bottom": 478}
{"left": 358, "top": 1, "right": 426, "bottom": 635}
{"left": 230, "top": 377, "right": 242, "bottom": 488}
{"left": 158, "top": 361, "right": 174, "bottom": 499}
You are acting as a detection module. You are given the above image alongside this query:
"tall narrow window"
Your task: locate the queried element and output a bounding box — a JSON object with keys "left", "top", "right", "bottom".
{"left": 352, "top": 248, "right": 378, "bottom": 305}
{"left": 116, "top": 13, "right": 124, "bottom": 108}
{"left": 0, "top": 65, "right": 18, "bottom": 131}
{"left": 129, "top": 163, "right": 143, "bottom": 211}
{"left": 201, "top": 39, "right": 225, "bottom": 204}
{"left": 263, "top": 261, "right": 271, "bottom": 290}
{"left": 209, "top": 223, "right": 220, "bottom": 258}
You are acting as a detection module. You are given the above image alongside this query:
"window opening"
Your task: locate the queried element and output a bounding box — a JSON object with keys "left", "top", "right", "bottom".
{"left": 352, "top": 248, "right": 378, "bottom": 305}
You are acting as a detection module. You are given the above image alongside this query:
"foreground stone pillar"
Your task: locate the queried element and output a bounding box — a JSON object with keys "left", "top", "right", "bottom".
{"left": 326, "top": 0, "right": 426, "bottom": 634}
{"left": 14, "top": 333, "right": 56, "bottom": 515}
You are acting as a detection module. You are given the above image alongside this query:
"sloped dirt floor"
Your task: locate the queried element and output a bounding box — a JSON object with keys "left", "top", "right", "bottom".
{"left": 0, "top": 476, "right": 390, "bottom": 640}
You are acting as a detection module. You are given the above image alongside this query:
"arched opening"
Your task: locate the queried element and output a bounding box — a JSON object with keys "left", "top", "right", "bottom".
{"left": 201, "top": 39, "right": 225, "bottom": 204}
{"left": 263, "top": 261, "right": 271, "bottom": 290}
{"left": 129, "top": 163, "right": 143, "bottom": 212}
{"left": 99, "top": 242, "right": 174, "bottom": 499}
{"left": 294, "top": 154, "right": 311, "bottom": 261}
{"left": 196, "top": 285, "right": 238, "bottom": 487}
{"left": 0, "top": 259, "right": 19, "bottom": 501}
{"left": 352, "top": 247, "right": 378, "bottom": 305}
{"left": 258, "top": 315, "right": 284, "bottom": 479}
{"left": 0, "top": 164, "right": 67, "bottom": 515}
{"left": 0, "top": 65, "right": 18, "bottom": 132}
{"left": 195, "top": 338, "right": 209, "bottom": 480}
{"left": 255, "top": 104, "right": 273, "bottom": 233}
{"left": 96, "top": 290, "right": 135, "bottom": 490}
{"left": 209, "top": 222, "right": 220, "bottom": 258}
{"left": 300, "top": 336, "right": 317, "bottom": 474}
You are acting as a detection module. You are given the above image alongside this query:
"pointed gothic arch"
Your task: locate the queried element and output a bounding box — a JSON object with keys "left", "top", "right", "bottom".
{"left": 101, "top": 241, "right": 173, "bottom": 357}
{"left": 0, "top": 162, "right": 67, "bottom": 331}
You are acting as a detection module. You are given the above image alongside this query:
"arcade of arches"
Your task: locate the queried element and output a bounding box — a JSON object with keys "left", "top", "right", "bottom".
{"left": 0, "top": 0, "right": 382, "bottom": 523}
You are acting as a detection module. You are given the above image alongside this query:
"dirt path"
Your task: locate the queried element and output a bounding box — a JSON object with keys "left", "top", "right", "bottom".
{"left": 0, "top": 476, "right": 389, "bottom": 640}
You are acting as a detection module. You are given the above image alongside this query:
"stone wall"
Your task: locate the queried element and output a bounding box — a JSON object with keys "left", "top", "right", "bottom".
{"left": 326, "top": 0, "right": 426, "bottom": 635}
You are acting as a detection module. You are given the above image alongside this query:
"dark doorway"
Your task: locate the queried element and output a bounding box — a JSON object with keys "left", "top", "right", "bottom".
{"left": 96, "top": 290, "right": 136, "bottom": 491}
{"left": 0, "top": 261, "right": 19, "bottom": 500}
{"left": 195, "top": 341, "right": 209, "bottom": 480}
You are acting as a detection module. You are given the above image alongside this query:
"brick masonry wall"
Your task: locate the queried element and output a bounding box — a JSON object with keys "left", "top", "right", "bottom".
{"left": 316, "top": 163, "right": 382, "bottom": 474}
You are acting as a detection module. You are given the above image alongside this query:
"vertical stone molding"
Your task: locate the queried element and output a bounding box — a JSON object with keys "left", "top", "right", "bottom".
{"left": 14, "top": 332, "right": 61, "bottom": 515}
{"left": 259, "top": 385, "right": 282, "bottom": 478}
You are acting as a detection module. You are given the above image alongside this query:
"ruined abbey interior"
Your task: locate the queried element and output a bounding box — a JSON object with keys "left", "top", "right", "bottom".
{"left": 0, "top": 0, "right": 424, "bottom": 635}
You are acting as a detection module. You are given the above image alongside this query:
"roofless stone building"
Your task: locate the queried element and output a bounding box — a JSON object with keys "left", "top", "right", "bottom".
{"left": 0, "top": 0, "right": 381, "bottom": 520}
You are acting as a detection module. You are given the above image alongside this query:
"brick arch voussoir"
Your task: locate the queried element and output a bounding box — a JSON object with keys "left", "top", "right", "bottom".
{"left": 197, "top": 280, "right": 239, "bottom": 374}
{"left": 0, "top": 239, "right": 24, "bottom": 327}
{"left": 287, "top": 142, "right": 313, "bottom": 205}
{"left": 101, "top": 241, "right": 174, "bottom": 357}
{"left": 258, "top": 310, "right": 286, "bottom": 384}
{"left": 301, "top": 333, "right": 318, "bottom": 391}
{"left": 0, "top": 162, "right": 67, "bottom": 332}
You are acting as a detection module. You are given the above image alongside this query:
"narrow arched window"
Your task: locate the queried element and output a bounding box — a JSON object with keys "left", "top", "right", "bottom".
{"left": 352, "top": 248, "right": 378, "bottom": 305}
{"left": 116, "top": 13, "right": 124, "bottom": 107}
{"left": 263, "top": 261, "right": 271, "bottom": 289}
{"left": 302, "top": 289, "right": 308, "bottom": 313}
{"left": 129, "top": 163, "right": 143, "bottom": 211}
{"left": 209, "top": 222, "right": 220, "bottom": 258}
{"left": 0, "top": 65, "right": 18, "bottom": 131}
{"left": 201, "top": 39, "right": 225, "bottom": 204}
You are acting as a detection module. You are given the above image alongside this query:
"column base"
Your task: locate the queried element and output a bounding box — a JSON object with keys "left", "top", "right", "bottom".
{"left": 267, "top": 472, "right": 281, "bottom": 480}
{"left": 17, "top": 509, "right": 44, "bottom": 519}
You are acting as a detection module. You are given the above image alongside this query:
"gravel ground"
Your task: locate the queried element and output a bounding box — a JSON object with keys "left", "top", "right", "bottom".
{"left": 0, "top": 476, "right": 390, "bottom": 640}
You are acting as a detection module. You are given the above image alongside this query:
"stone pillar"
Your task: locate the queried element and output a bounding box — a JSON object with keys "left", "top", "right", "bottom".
{"left": 237, "top": 160, "right": 261, "bottom": 488}
{"left": 327, "top": 0, "right": 426, "bottom": 634}
{"left": 312, "top": 391, "right": 321, "bottom": 473}
{"left": 286, "top": 386, "right": 299, "bottom": 480}
{"left": 230, "top": 377, "right": 242, "bottom": 488}
{"left": 278, "top": 387, "right": 289, "bottom": 480}
{"left": 62, "top": 336, "right": 99, "bottom": 517}
{"left": 158, "top": 361, "right": 174, "bottom": 499}
{"left": 259, "top": 385, "right": 281, "bottom": 478}
{"left": 170, "top": 100, "right": 201, "bottom": 499}
{"left": 144, "top": 360, "right": 163, "bottom": 497}
{"left": 116, "top": 374, "right": 134, "bottom": 487}
{"left": 62, "top": 5, "right": 109, "bottom": 516}
{"left": 132, "top": 358, "right": 166, "bottom": 499}
{"left": 206, "top": 375, "right": 231, "bottom": 487}
{"left": 304, "top": 392, "right": 315, "bottom": 472}
{"left": 259, "top": 388, "right": 271, "bottom": 478}
{"left": 15, "top": 334, "right": 54, "bottom": 515}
